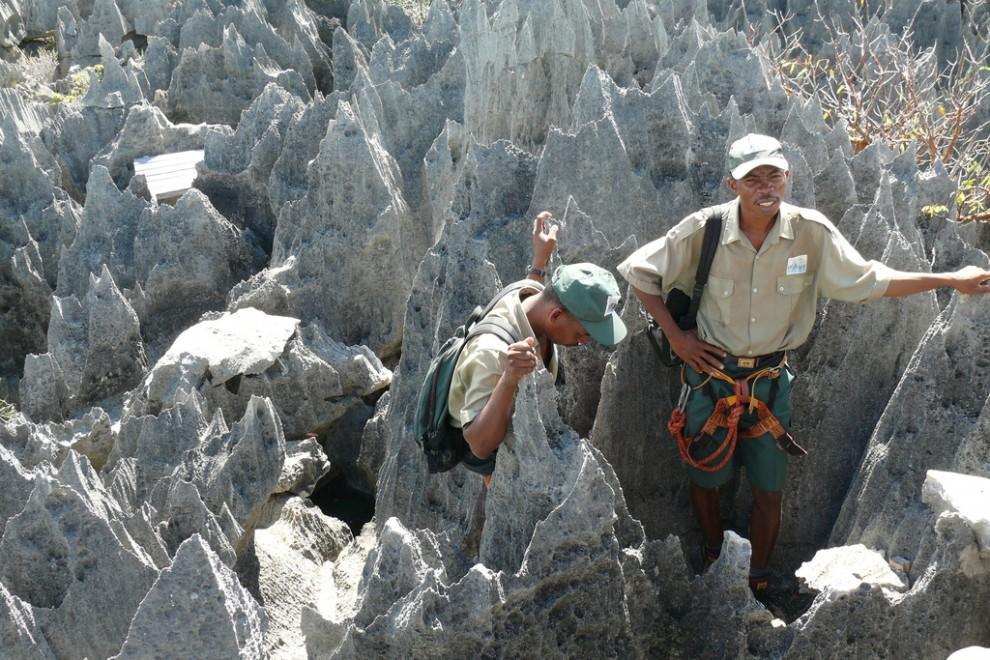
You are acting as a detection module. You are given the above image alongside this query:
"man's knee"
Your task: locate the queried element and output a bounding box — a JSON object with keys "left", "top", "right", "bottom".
{"left": 751, "top": 486, "right": 782, "bottom": 509}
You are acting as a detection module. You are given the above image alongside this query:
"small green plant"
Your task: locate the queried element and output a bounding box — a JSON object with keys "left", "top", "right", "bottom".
{"left": 0, "top": 399, "right": 16, "bottom": 423}
{"left": 48, "top": 63, "right": 104, "bottom": 107}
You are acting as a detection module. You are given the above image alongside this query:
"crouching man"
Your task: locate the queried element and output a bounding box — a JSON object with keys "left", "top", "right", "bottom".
{"left": 449, "top": 212, "right": 628, "bottom": 487}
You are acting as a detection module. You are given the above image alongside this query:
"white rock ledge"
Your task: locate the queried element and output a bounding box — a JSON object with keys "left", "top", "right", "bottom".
{"left": 795, "top": 544, "right": 908, "bottom": 595}
{"left": 923, "top": 470, "right": 990, "bottom": 553}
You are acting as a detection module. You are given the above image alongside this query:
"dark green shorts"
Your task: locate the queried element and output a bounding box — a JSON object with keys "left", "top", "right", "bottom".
{"left": 682, "top": 363, "right": 794, "bottom": 492}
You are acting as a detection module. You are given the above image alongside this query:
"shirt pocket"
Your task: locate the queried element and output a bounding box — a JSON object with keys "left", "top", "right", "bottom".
{"left": 776, "top": 274, "right": 812, "bottom": 313}
{"left": 703, "top": 275, "right": 736, "bottom": 325}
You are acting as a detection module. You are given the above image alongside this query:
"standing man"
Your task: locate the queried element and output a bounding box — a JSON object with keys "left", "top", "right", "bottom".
{"left": 449, "top": 212, "right": 628, "bottom": 486}
{"left": 618, "top": 134, "right": 990, "bottom": 595}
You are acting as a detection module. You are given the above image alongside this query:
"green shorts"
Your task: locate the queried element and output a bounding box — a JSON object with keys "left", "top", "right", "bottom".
{"left": 681, "top": 362, "right": 794, "bottom": 492}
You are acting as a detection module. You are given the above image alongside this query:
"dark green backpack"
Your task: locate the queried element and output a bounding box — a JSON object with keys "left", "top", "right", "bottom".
{"left": 415, "top": 280, "right": 541, "bottom": 473}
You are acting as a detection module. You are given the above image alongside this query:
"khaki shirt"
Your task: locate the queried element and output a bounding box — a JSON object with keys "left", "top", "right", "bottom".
{"left": 448, "top": 283, "right": 559, "bottom": 430}
{"left": 618, "top": 200, "right": 892, "bottom": 356}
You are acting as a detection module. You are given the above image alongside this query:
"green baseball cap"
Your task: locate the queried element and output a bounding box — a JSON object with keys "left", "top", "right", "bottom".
{"left": 552, "top": 263, "right": 627, "bottom": 346}
{"left": 727, "top": 133, "right": 789, "bottom": 179}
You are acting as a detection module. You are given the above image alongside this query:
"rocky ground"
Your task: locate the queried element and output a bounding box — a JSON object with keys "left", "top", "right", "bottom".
{"left": 1, "top": 0, "right": 989, "bottom": 658}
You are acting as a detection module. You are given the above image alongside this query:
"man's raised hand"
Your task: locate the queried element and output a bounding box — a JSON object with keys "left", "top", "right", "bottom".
{"left": 531, "top": 211, "right": 559, "bottom": 271}
{"left": 503, "top": 337, "right": 539, "bottom": 384}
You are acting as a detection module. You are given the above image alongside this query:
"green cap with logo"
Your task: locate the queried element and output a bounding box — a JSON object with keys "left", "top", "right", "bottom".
{"left": 552, "top": 263, "right": 627, "bottom": 346}
{"left": 727, "top": 134, "right": 790, "bottom": 179}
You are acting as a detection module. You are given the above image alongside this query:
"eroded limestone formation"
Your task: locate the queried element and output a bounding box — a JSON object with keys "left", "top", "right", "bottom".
{"left": 1, "top": 0, "right": 988, "bottom": 658}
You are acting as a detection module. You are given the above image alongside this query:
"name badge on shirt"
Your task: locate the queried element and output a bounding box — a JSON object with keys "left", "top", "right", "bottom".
{"left": 786, "top": 255, "right": 807, "bottom": 275}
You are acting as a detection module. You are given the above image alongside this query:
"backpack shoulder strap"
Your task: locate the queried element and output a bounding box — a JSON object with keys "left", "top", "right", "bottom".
{"left": 467, "top": 279, "right": 545, "bottom": 328}
{"left": 685, "top": 209, "right": 724, "bottom": 328}
{"left": 465, "top": 317, "right": 519, "bottom": 346}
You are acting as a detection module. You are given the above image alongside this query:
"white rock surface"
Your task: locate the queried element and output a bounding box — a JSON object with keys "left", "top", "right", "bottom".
{"left": 923, "top": 470, "right": 990, "bottom": 552}
{"left": 144, "top": 307, "right": 299, "bottom": 403}
{"left": 251, "top": 496, "right": 353, "bottom": 659}
{"left": 948, "top": 647, "right": 990, "bottom": 660}
{"left": 276, "top": 437, "right": 332, "bottom": 497}
{"left": 796, "top": 544, "right": 908, "bottom": 595}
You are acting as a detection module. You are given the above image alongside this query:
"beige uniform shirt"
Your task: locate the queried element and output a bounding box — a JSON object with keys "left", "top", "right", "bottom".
{"left": 448, "top": 284, "right": 559, "bottom": 430}
{"left": 618, "top": 200, "right": 892, "bottom": 357}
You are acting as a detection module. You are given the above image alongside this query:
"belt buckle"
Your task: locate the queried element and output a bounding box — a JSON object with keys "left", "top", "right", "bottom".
{"left": 737, "top": 357, "right": 756, "bottom": 369}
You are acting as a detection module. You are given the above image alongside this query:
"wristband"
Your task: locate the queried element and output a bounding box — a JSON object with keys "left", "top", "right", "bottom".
{"left": 528, "top": 266, "right": 547, "bottom": 277}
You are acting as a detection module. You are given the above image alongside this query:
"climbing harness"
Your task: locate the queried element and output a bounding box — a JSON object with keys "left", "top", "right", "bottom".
{"left": 667, "top": 356, "right": 807, "bottom": 472}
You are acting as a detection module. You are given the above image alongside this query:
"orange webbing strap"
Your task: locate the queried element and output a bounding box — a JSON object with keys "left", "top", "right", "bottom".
{"left": 738, "top": 400, "right": 787, "bottom": 440}
{"left": 667, "top": 359, "right": 787, "bottom": 472}
{"left": 669, "top": 380, "right": 746, "bottom": 472}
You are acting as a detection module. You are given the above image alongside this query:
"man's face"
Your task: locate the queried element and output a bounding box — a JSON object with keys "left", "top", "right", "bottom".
{"left": 547, "top": 308, "right": 592, "bottom": 347}
{"left": 727, "top": 165, "right": 788, "bottom": 219}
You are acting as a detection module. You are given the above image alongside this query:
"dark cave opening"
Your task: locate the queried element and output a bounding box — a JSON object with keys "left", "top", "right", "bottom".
{"left": 309, "top": 471, "right": 376, "bottom": 536}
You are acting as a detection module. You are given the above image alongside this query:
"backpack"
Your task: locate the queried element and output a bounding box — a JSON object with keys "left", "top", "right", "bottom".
{"left": 414, "top": 280, "right": 542, "bottom": 473}
{"left": 647, "top": 209, "right": 724, "bottom": 367}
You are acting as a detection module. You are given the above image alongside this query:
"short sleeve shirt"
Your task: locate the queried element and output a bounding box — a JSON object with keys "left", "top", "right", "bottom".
{"left": 617, "top": 200, "right": 892, "bottom": 356}
{"left": 447, "top": 283, "right": 559, "bottom": 429}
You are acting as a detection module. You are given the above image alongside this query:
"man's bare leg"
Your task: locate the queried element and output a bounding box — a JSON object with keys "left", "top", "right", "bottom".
{"left": 749, "top": 486, "right": 782, "bottom": 570}
{"left": 689, "top": 482, "right": 723, "bottom": 561}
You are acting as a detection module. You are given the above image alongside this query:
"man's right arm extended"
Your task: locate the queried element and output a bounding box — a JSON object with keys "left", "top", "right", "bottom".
{"left": 462, "top": 337, "right": 539, "bottom": 459}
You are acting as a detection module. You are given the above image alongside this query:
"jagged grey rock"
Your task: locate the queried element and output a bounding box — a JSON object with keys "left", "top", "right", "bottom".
{"left": 0, "top": 443, "right": 35, "bottom": 539}
{"left": 458, "top": 0, "right": 669, "bottom": 149}
{"left": 0, "top": 1, "right": 27, "bottom": 49}
{"left": 105, "top": 388, "right": 210, "bottom": 508}
{"left": 79, "top": 34, "right": 144, "bottom": 109}
{"left": 0, "top": 581, "right": 56, "bottom": 660}
{"left": 169, "top": 395, "right": 285, "bottom": 530}
{"left": 0, "top": 116, "right": 79, "bottom": 376}
{"left": 787, "top": 471, "right": 990, "bottom": 659}
{"left": 346, "top": 0, "right": 412, "bottom": 51}
{"left": 71, "top": 0, "right": 128, "bottom": 61}
{"left": 0, "top": 406, "right": 113, "bottom": 472}
{"left": 351, "top": 48, "right": 465, "bottom": 226}
{"left": 233, "top": 99, "right": 414, "bottom": 357}
{"left": 21, "top": 265, "right": 146, "bottom": 422}
{"left": 56, "top": 165, "right": 145, "bottom": 298}
{"left": 53, "top": 177, "right": 257, "bottom": 348}
{"left": 129, "top": 188, "right": 266, "bottom": 338}
{"left": 267, "top": 89, "right": 342, "bottom": 212}
{"left": 830, "top": 287, "right": 990, "bottom": 559}
{"left": 165, "top": 24, "right": 310, "bottom": 125}
{"left": 147, "top": 474, "right": 240, "bottom": 566}
{"left": 126, "top": 308, "right": 390, "bottom": 439}
{"left": 47, "top": 103, "right": 128, "bottom": 200}
{"left": 301, "top": 522, "right": 378, "bottom": 657}
{"left": 138, "top": 308, "right": 299, "bottom": 408}
{"left": 111, "top": 534, "right": 268, "bottom": 660}
{"left": 196, "top": 82, "right": 306, "bottom": 252}
{"left": 142, "top": 35, "right": 177, "bottom": 94}
{"left": 0, "top": 452, "right": 159, "bottom": 660}
{"left": 276, "top": 437, "right": 332, "bottom": 496}
{"left": 0, "top": 89, "right": 55, "bottom": 137}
